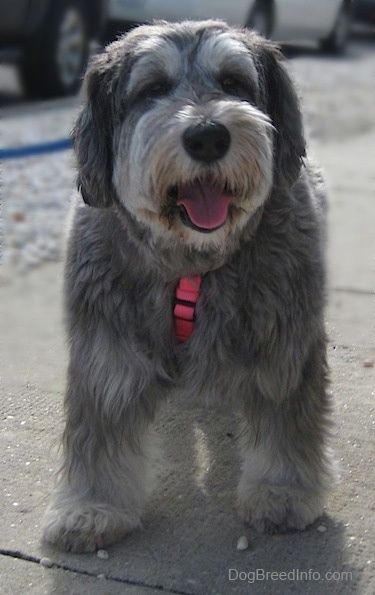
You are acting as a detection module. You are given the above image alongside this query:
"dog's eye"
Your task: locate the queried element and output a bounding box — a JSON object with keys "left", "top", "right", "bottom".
{"left": 142, "top": 81, "right": 172, "bottom": 101}
{"left": 220, "top": 76, "right": 252, "bottom": 100}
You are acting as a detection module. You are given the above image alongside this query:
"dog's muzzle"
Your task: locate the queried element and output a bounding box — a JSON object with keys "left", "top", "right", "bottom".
{"left": 168, "top": 122, "right": 233, "bottom": 233}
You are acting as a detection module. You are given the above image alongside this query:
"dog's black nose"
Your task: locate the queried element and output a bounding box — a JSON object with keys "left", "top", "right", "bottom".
{"left": 183, "top": 121, "right": 231, "bottom": 162}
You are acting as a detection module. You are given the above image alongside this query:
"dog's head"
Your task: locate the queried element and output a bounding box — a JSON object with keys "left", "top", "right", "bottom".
{"left": 73, "top": 20, "right": 305, "bottom": 255}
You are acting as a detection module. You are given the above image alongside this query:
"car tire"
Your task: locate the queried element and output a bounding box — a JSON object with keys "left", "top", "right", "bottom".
{"left": 246, "top": 0, "right": 274, "bottom": 38}
{"left": 20, "top": 0, "right": 90, "bottom": 99}
{"left": 320, "top": 1, "right": 351, "bottom": 54}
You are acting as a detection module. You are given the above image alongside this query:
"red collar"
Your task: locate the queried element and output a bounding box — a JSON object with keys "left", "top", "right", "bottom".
{"left": 173, "top": 276, "right": 202, "bottom": 342}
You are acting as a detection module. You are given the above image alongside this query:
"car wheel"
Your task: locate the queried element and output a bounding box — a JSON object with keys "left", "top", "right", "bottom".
{"left": 20, "top": 0, "right": 90, "bottom": 98}
{"left": 246, "top": 1, "right": 273, "bottom": 38}
{"left": 320, "top": 1, "right": 351, "bottom": 54}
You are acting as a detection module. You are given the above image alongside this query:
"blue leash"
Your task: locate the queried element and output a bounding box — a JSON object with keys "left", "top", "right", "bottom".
{"left": 0, "top": 138, "right": 72, "bottom": 160}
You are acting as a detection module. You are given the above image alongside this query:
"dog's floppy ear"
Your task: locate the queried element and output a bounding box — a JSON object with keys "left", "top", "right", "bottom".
{"left": 254, "top": 39, "right": 306, "bottom": 188}
{"left": 72, "top": 53, "right": 117, "bottom": 208}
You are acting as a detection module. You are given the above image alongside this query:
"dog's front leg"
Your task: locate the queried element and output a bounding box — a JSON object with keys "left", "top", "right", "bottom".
{"left": 237, "top": 343, "right": 335, "bottom": 534}
{"left": 42, "top": 358, "right": 162, "bottom": 552}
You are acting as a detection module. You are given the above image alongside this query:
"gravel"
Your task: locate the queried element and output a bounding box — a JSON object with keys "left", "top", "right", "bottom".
{"left": 236, "top": 535, "right": 249, "bottom": 550}
{"left": 2, "top": 105, "right": 78, "bottom": 274}
{"left": 2, "top": 41, "right": 374, "bottom": 274}
{"left": 39, "top": 556, "right": 54, "bottom": 568}
{"left": 97, "top": 549, "right": 109, "bottom": 560}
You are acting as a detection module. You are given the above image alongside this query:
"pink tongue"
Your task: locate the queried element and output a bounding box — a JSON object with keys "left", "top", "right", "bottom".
{"left": 177, "top": 180, "right": 231, "bottom": 230}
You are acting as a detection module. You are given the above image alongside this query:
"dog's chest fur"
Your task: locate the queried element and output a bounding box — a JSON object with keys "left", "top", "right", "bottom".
{"left": 66, "top": 173, "right": 325, "bottom": 402}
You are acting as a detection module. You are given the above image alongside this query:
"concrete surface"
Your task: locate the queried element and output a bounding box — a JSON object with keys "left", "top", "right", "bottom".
{"left": 1, "top": 58, "right": 374, "bottom": 595}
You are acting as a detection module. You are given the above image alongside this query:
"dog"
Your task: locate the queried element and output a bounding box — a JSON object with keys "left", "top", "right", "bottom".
{"left": 42, "top": 20, "right": 334, "bottom": 553}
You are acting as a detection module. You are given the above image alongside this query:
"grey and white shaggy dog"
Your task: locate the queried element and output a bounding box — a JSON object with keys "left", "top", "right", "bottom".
{"left": 43, "top": 20, "right": 335, "bottom": 553}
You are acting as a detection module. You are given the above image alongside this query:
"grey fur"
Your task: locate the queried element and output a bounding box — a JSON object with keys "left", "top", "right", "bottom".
{"left": 42, "top": 20, "right": 334, "bottom": 552}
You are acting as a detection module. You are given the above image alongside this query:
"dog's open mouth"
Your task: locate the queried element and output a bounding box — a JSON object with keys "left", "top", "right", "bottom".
{"left": 168, "top": 178, "right": 233, "bottom": 233}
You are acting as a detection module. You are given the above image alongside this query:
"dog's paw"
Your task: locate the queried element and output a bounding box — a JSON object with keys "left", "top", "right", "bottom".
{"left": 42, "top": 502, "right": 140, "bottom": 553}
{"left": 237, "top": 483, "right": 324, "bottom": 534}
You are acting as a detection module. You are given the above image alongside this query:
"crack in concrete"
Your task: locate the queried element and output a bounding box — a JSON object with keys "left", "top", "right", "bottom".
{"left": 0, "top": 548, "right": 197, "bottom": 595}
{"left": 331, "top": 287, "right": 374, "bottom": 296}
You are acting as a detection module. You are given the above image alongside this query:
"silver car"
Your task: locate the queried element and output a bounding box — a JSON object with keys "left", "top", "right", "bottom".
{"left": 108, "top": 0, "right": 352, "bottom": 52}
